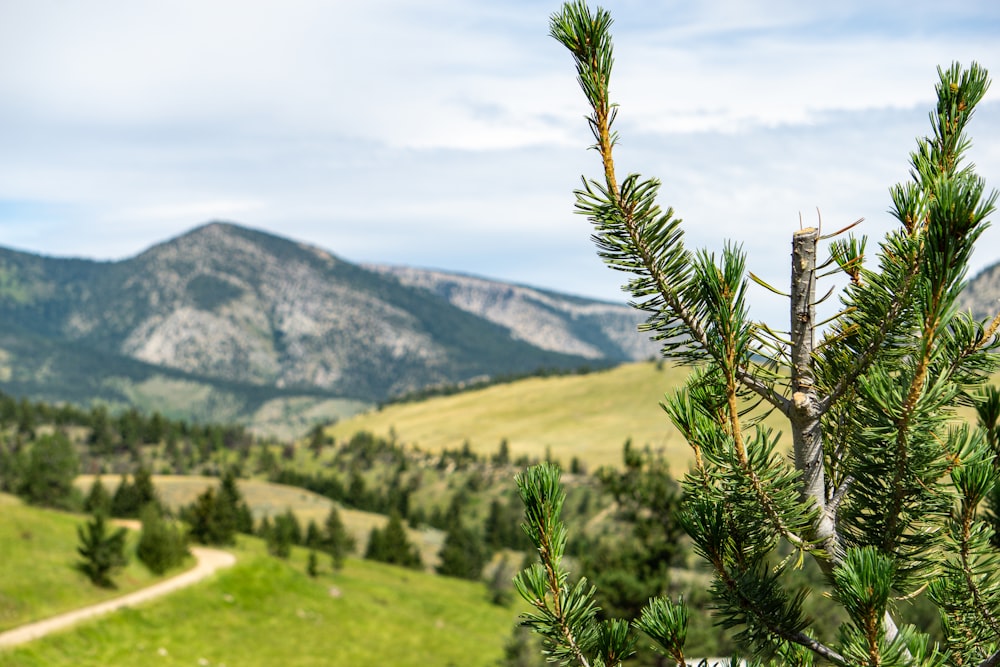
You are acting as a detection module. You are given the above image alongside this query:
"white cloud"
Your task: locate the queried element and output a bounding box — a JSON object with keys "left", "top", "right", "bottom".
{"left": 0, "top": 0, "right": 998, "bottom": 323}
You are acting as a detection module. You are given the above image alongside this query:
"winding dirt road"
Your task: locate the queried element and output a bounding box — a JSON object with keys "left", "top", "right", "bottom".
{"left": 0, "top": 546, "right": 235, "bottom": 649}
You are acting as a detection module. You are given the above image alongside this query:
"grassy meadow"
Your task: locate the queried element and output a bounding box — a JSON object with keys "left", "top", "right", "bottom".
{"left": 327, "top": 360, "right": 793, "bottom": 470}
{"left": 0, "top": 525, "right": 521, "bottom": 667}
{"left": 327, "top": 361, "right": 1000, "bottom": 471}
{"left": 0, "top": 494, "right": 185, "bottom": 633}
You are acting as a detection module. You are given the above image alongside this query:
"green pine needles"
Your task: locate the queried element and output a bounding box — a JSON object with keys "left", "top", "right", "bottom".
{"left": 514, "top": 3, "right": 1000, "bottom": 666}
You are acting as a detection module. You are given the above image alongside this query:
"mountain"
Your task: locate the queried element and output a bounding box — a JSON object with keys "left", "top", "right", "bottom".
{"left": 0, "top": 222, "right": 655, "bottom": 431}
{"left": 959, "top": 260, "right": 1000, "bottom": 321}
{"left": 365, "top": 265, "right": 660, "bottom": 361}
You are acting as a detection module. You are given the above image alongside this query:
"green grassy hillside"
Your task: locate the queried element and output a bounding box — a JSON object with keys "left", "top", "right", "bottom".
{"left": 327, "top": 361, "right": 1000, "bottom": 471}
{"left": 0, "top": 494, "right": 179, "bottom": 632}
{"left": 0, "top": 535, "right": 520, "bottom": 667}
{"left": 327, "top": 361, "right": 785, "bottom": 470}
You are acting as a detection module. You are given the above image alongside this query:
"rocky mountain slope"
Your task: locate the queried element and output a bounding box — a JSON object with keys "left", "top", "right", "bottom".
{"left": 958, "top": 261, "right": 1000, "bottom": 321}
{"left": 0, "top": 222, "right": 655, "bottom": 428}
{"left": 365, "top": 265, "right": 659, "bottom": 361}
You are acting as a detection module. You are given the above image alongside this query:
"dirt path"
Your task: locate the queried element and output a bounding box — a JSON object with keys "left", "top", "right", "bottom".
{"left": 0, "top": 546, "right": 235, "bottom": 649}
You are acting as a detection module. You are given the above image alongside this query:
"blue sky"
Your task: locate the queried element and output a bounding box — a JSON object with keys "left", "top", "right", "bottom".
{"left": 1, "top": 0, "right": 999, "bottom": 327}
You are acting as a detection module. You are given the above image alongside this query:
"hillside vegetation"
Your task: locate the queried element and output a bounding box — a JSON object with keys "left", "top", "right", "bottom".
{"left": 0, "top": 494, "right": 181, "bottom": 632}
{"left": 0, "top": 526, "right": 519, "bottom": 667}
{"left": 73, "top": 475, "right": 447, "bottom": 568}
{"left": 328, "top": 360, "right": 786, "bottom": 470}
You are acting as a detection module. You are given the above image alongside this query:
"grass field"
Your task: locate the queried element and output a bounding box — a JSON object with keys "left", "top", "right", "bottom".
{"left": 326, "top": 361, "right": 1000, "bottom": 471}
{"left": 0, "top": 494, "right": 183, "bottom": 633}
{"left": 0, "top": 535, "right": 521, "bottom": 667}
{"left": 326, "top": 361, "right": 796, "bottom": 470}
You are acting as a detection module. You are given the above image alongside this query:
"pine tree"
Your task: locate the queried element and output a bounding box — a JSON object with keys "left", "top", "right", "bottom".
{"left": 364, "top": 512, "right": 421, "bottom": 569}
{"left": 307, "top": 549, "right": 319, "bottom": 577}
{"left": 137, "top": 503, "right": 189, "bottom": 575}
{"left": 267, "top": 509, "right": 298, "bottom": 559}
{"left": 83, "top": 475, "right": 112, "bottom": 515}
{"left": 110, "top": 473, "right": 140, "bottom": 518}
{"left": 20, "top": 431, "right": 79, "bottom": 510}
{"left": 76, "top": 512, "right": 128, "bottom": 588}
{"left": 323, "top": 505, "right": 356, "bottom": 570}
{"left": 183, "top": 486, "right": 235, "bottom": 546}
{"left": 514, "top": 4, "right": 1000, "bottom": 666}
{"left": 436, "top": 520, "right": 488, "bottom": 580}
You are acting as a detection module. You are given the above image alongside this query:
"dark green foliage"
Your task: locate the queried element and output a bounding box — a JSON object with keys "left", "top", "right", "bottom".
{"left": 217, "top": 468, "right": 253, "bottom": 536}
{"left": 267, "top": 509, "right": 299, "bottom": 559}
{"left": 110, "top": 467, "right": 159, "bottom": 518}
{"left": 484, "top": 497, "right": 533, "bottom": 551}
{"left": 83, "top": 476, "right": 112, "bottom": 515}
{"left": 307, "top": 549, "right": 319, "bottom": 577}
{"left": 76, "top": 512, "right": 128, "bottom": 588}
{"left": 980, "top": 386, "right": 1000, "bottom": 549}
{"left": 524, "top": 4, "right": 1000, "bottom": 666}
{"left": 364, "top": 512, "right": 421, "bottom": 569}
{"left": 0, "top": 437, "right": 27, "bottom": 494}
{"left": 582, "top": 441, "right": 683, "bottom": 620}
{"left": 323, "top": 505, "right": 355, "bottom": 570}
{"left": 182, "top": 487, "right": 236, "bottom": 546}
{"left": 20, "top": 431, "right": 79, "bottom": 510}
{"left": 437, "top": 521, "right": 488, "bottom": 580}
{"left": 304, "top": 519, "right": 323, "bottom": 549}
{"left": 136, "top": 503, "right": 189, "bottom": 575}
{"left": 186, "top": 273, "right": 245, "bottom": 311}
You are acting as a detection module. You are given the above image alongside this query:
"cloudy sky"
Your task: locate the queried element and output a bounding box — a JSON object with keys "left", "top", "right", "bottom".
{"left": 2, "top": 0, "right": 999, "bottom": 326}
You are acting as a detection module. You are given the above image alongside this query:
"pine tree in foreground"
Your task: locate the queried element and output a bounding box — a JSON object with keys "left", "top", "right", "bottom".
{"left": 514, "top": 3, "right": 1000, "bottom": 666}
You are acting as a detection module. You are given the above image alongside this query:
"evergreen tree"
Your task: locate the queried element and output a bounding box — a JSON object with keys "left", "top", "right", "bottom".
{"left": 136, "top": 503, "right": 189, "bottom": 575}
{"left": 0, "top": 438, "right": 27, "bottom": 494}
{"left": 304, "top": 519, "right": 323, "bottom": 550}
{"left": 323, "top": 505, "right": 355, "bottom": 570}
{"left": 581, "top": 442, "right": 684, "bottom": 621}
{"left": 76, "top": 512, "right": 128, "bottom": 588}
{"left": 515, "top": 5, "right": 1000, "bottom": 666}
{"left": 267, "top": 510, "right": 298, "bottom": 559}
{"left": 979, "top": 386, "right": 1000, "bottom": 548}
{"left": 20, "top": 431, "right": 79, "bottom": 510}
{"left": 183, "top": 487, "right": 236, "bottom": 546}
{"left": 364, "top": 512, "right": 421, "bottom": 569}
{"left": 436, "top": 520, "right": 488, "bottom": 580}
{"left": 83, "top": 476, "right": 112, "bottom": 515}
{"left": 110, "top": 473, "right": 141, "bottom": 518}
{"left": 307, "top": 549, "right": 319, "bottom": 577}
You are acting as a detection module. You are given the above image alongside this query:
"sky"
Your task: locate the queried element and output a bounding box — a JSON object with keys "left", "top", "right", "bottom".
{"left": 2, "top": 0, "right": 1000, "bottom": 327}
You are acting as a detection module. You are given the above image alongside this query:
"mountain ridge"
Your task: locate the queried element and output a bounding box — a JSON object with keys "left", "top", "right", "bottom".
{"left": 0, "top": 222, "right": 656, "bottom": 431}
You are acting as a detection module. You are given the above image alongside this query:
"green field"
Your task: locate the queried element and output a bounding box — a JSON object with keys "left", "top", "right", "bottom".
{"left": 327, "top": 361, "right": 793, "bottom": 470}
{"left": 0, "top": 527, "right": 520, "bottom": 667}
{"left": 327, "top": 361, "right": 1000, "bottom": 471}
{"left": 0, "top": 494, "right": 183, "bottom": 632}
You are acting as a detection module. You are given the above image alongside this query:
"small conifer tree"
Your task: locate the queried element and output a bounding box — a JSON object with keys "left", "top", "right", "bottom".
{"left": 323, "top": 505, "right": 355, "bottom": 570}
{"left": 436, "top": 520, "right": 488, "bottom": 580}
{"left": 137, "top": 503, "right": 189, "bottom": 575}
{"left": 83, "top": 475, "right": 112, "bottom": 515}
{"left": 76, "top": 512, "right": 128, "bottom": 588}
{"left": 20, "top": 431, "right": 79, "bottom": 510}
{"left": 364, "top": 512, "right": 422, "bottom": 569}
{"left": 514, "top": 4, "right": 1000, "bottom": 666}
